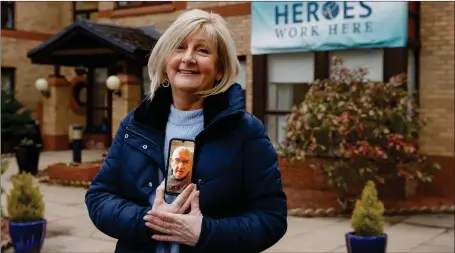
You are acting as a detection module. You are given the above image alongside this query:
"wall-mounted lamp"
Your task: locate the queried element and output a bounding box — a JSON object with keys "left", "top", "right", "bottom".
{"left": 35, "top": 78, "right": 50, "bottom": 98}
{"left": 106, "top": 75, "right": 122, "bottom": 96}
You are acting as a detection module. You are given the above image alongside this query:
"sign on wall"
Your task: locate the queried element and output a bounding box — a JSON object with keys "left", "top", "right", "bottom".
{"left": 251, "top": 1, "right": 408, "bottom": 55}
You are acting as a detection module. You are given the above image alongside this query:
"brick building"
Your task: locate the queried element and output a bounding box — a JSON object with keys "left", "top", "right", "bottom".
{"left": 1, "top": 2, "right": 454, "bottom": 191}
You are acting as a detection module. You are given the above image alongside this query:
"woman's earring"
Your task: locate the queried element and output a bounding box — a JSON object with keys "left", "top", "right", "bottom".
{"left": 162, "top": 79, "right": 170, "bottom": 88}
{"left": 215, "top": 79, "right": 221, "bottom": 86}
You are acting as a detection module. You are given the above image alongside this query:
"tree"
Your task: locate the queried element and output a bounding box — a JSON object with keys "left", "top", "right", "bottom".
{"left": 351, "top": 180, "right": 385, "bottom": 237}
{"left": 1, "top": 89, "right": 37, "bottom": 140}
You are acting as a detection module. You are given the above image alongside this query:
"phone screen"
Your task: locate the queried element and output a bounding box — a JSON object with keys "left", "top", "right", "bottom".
{"left": 165, "top": 138, "right": 196, "bottom": 195}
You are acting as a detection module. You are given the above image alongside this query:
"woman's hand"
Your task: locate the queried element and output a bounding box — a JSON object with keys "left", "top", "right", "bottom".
{"left": 145, "top": 191, "right": 203, "bottom": 246}
{"left": 148, "top": 182, "right": 196, "bottom": 214}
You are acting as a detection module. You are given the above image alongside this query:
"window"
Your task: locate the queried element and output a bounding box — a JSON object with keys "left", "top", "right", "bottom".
{"left": 407, "top": 49, "right": 417, "bottom": 97}
{"left": 73, "top": 1, "right": 98, "bottom": 21}
{"left": 1, "top": 68, "right": 15, "bottom": 94}
{"left": 235, "top": 56, "right": 247, "bottom": 97}
{"left": 85, "top": 68, "right": 110, "bottom": 133}
{"left": 265, "top": 53, "right": 315, "bottom": 145}
{"left": 1, "top": 1, "right": 14, "bottom": 29}
{"left": 115, "top": 1, "right": 172, "bottom": 9}
{"left": 329, "top": 49, "right": 384, "bottom": 82}
{"left": 142, "top": 66, "right": 151, "bottom": 99}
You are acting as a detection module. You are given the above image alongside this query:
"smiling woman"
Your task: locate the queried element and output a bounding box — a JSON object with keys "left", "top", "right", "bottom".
{"left": 85, "top": 8, "right": 287, "bottom": 253}
{"left": 163, "top": 29, "right": 223, "bottom": 109}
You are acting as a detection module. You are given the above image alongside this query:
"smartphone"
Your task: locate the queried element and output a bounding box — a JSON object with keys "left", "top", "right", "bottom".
{"left": 165, "top": 138, "right": 196, "bottom": 195}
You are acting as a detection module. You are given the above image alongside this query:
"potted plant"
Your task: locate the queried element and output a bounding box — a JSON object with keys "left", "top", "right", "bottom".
{"left": 346, "top": 180, "right": 387, "bottom": 253}
{"left": 6, "top": 172, "right": 46, "bottom": 253}
{"left": 15, "top": 138, "right": 42, "bottom": 176}
{"left": 1, "top": 158, "right": 9, "bottom": 216}
{"left": 1, "top": 158, "right": 12, "bottom": 251}
{"left": 1, "top": 89, "right": 43, "bottom": 174}
{"left": 277, "top": 56, "right": 440, "bottom": 210}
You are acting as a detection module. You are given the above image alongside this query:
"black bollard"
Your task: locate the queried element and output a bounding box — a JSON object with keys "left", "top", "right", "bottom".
{"left": 72, "top": 124, "right": 83, "bottom": 163}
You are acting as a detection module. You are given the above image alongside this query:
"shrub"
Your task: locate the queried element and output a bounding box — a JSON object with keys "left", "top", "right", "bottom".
{"left": 350, "top": 180, "right": 385, "bottom": 237}
{"left": 0, "top": 158, "right": 9, "bottom": 217}
{"left": 6, "top": 172, "right": 45, "bottom": 222}
{"left": 277, "top": 56, "right": 440, "bottom": 201}
{"left": 1, "top": 89, "right": 37, "bottom": 139}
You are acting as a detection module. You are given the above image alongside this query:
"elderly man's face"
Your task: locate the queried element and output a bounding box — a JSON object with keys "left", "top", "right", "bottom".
{"left": 171, "top": 149, "right": 192, "bottom": 179}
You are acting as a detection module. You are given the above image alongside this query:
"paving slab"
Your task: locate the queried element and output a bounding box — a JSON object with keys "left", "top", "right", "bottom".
{"left": 410, "top": 243, "right": 454, "bottom": 253}
{"left": 40, "top": 184, "right": 87, "bottom": 205}
{"left": 47, "top": 213, "right": 97, "bottom": 238}
{"left": 384, "top": 223, "right": 447, "bottom": 252}
{"left": 403, "top": 214, "right": 454, "bottom": 229}
{"left": 270, "top": 219, "right": 350, "bottom": 252}
{"left": 40, "top": 235, "right": 116, "bottom": 253}
{"left": 424, "top": 229, "right": 455, "bottom": 248}
{"left": 284, "top": 216, "right": 344, "bottom": 238}
{"left": 329, "top": 245, "right": 347, "bottom": 253}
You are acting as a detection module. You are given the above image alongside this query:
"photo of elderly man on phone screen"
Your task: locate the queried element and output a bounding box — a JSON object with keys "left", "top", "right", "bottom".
{"left": 166, "top": 146, "right": 193, "bottom": 194}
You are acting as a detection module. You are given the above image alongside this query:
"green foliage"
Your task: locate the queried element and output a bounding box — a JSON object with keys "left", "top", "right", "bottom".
{"left": 19, "top": 138, "right": 35, "bottom": 146}
{"left": 1, "top": 158, "right": 8, "bottom": 175}
{"left": 277, "top": 56, "right": 440, "bottom": 199}
{"left": 0, "top": 158, "right": 9, "bottom": 217}
{"left": 350, "top": 181, "right": 385, "bottom": 237}
{"left": 1, "top": 89, "right": 37, "bottom": 138}
{"left": 6, "top": 172, "right": 45, "bottom": 222}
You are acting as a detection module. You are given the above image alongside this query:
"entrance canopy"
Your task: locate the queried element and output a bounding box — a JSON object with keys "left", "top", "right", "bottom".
{"left": 27, "top": 19, "right": 161, "bottom": 67}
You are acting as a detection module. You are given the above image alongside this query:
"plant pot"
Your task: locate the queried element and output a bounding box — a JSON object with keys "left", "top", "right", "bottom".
{"left": 345, "top": 231, "right": 387, "bottom": 253}
{"left": 1, "top": 135, "right": 19, "bottom": 154}
{"left": 9, "top": 219, "right": 46, "bottom": 253}
{"left": 15, "top": 145, "right": 41, "bottom": 176}
{"left": 47, "top": 161, "right": 102, "bottom": 182}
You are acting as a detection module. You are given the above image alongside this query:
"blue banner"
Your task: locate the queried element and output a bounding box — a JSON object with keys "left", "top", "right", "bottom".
{"left": 251, "top": 1, "right": 408, "bottom": 55}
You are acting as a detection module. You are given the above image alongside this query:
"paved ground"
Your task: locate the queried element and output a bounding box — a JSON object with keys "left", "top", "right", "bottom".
{"left": 1, "top": 150, "right": 454, "bottom": 252}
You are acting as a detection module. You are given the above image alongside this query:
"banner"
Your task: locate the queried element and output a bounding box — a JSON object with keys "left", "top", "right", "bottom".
{"left": 251, "top": 1, "right": 408, "bottom": 55}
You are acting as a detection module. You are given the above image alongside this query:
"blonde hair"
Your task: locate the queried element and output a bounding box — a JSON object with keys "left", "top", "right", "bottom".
{"left": 147, "top": 9, "right": 240, "bottom": 100}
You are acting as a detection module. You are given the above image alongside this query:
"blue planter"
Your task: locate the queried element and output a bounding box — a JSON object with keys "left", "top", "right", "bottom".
{"left": 345, "top": 231, "right": 387, "bottom": 253}
{"left": 9, "top": 219, "right": 46, "bottom": 253}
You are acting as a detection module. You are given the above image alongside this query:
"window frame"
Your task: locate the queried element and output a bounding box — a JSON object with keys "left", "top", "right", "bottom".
{"left": 1, "top": 67, "right": 16, "bottom": 94}
{"left": 265, "top": 81, "right": 312, "bottom": 144}
{"left": 236, "top": 55, "right": 247, "bottom": 98}
{"left": 72, "top": 2, "right": 98, "bottom": 21}
{"left": 1, "top": 1, "right": 15, "bottom": 30}
{"left": 259, "top": 52, "right": 329, "bottom": 145}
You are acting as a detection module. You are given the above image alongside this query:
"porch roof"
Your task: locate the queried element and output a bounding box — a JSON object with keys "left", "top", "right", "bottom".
{"left": 27, "top": 19, "right": 161, "bottom": 67}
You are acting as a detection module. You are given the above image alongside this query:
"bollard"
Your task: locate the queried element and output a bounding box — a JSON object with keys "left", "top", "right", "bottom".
{"left": 71, "top": 124, "right": 83, "bottom": 163}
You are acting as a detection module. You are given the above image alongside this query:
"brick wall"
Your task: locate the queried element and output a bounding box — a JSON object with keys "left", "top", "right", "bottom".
{"left": 1, "top": 1, "right": 74, "bottom": 118}
{"left": 98, "top": 4, "right": 254, "bottom": 112}
{"left": 14, "top": 2, "right": 72, "bottom": 33}
{"left": 187, "top": 1, "right": 248, "bottom": 9}
{"left": 99, "top": 11, "right": 184, "bottom": 33}
{"left": 419, "top": 2, "right": 455, "bottom": 156}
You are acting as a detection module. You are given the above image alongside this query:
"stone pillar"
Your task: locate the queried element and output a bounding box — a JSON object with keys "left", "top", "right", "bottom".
{"left": 111, "top": 74, "right": 141, "bottom": 138}
{"left": 41, "top": 75, "right": 85, "bottom": 150}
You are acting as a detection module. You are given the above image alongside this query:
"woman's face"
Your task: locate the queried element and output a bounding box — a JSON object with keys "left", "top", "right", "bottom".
{"left": 165, "top": 30, "right": 222, "bottom": 94}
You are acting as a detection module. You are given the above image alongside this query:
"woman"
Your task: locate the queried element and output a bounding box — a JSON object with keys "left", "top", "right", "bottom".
{"left": 85, "top": 9, "right": 287, "bottom": 253}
